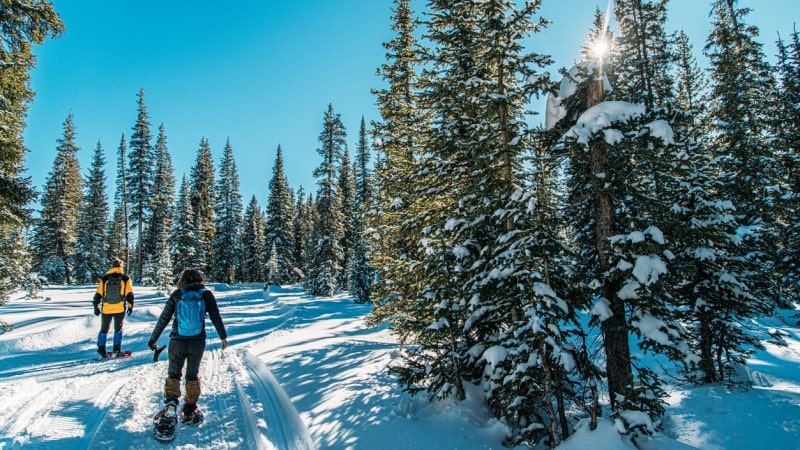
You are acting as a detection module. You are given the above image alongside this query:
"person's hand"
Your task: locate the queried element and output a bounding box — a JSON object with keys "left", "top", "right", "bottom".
{"left": 127, "top": 307, "right": 132, "bottom": 316}
{"left": 148, "top": 340, "right": 157, "bottom": 351}
{"left": 93, "top": 307, "right": 100, "bottom": 316}
{"left": 221, "top": 338, "right": 228, "bottom": 351}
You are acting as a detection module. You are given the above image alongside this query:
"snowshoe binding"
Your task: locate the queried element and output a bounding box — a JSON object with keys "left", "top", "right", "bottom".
{"left": 180, "top": 404, "right": 204, "bottom": 427}
{"left": 106, "top": 350, "right": 132, "bottom": 359}
{"left": 153, "top": 403, "right": 178, "bottom": 442}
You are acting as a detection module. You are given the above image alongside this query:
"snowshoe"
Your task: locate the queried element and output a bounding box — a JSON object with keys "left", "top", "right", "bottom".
{"left": 153, "top": 405, "right": 178, "bottom": 442}
{"left": 180, "top": 405, "right": 204, "bottom": 427}
{"left": 106, "top": 350, "right": 132, "bottom": 359}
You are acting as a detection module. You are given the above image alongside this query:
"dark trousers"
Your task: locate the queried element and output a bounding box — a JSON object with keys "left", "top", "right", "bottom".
{"left": 167, "top": 339, "right": 206, "bottom": 382}
{"left": 99, "top": 312, "right": 125, "bottom": 333}
{"left": 97, "top": 313, "right": 125, "bottom": 347}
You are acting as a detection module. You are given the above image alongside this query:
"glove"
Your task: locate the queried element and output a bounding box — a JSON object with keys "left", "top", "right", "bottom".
{"left": 127, "top": 307, "right": 133, "bottom": 316}
{"left": 94, "top": 307, "right": 100, "bottom": 316}
{"left": 148, "top": 340, "right": 157, "bottom": 351}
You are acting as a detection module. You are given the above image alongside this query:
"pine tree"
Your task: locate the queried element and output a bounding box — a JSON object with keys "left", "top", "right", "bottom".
{"left": 141, "top": 124, "right": 175, "bottom": 289}
{"left": 610, "top": 0, "right": 674, "bottom": 109}
{"left": 350, "top": 117, "right": 375, "bottom": 303}
{"left": 368, "top": 0, "right": 430, "bottom": 332}
{"left": 308, "top": 104, "right": 346, "bottom": 296}
{"left": 32, "top": 112, "right": 83, "bottom": 284}
{"left": 106, "top": 133, "right": 130, "bottom": 267}
{"left": 190, "top": 138, "right": 216, "bottom": 277}
{"left": 73, "top": 141, "right": 110, "bottom": 284}
{"left": 241, "top": 196, "right": 266, "bottom": 282}
{"left": 170, "top": 176, "right": 197, "bottom": 277}
{"left": 128, "top": 88, "right": 155, "bottom": 281}
{"left": 264, "top": 145, "right": 296, "bottom": 284}
{"left": 0, "top": 0, "right": 63, "bottom": 303}
{"left": 213, "top": 138, "right": 243, "bottom": 284}
{"left": 337, "top": 145, "right": 355, "bottom": 289}
{"left": 292, "top": 188, "right": 313, "bottom": 281}
{"left": 773, "top": 29, "right": 800, "bottom": 304}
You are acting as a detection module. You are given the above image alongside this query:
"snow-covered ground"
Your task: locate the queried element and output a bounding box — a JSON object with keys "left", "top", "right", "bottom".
{"left": 0, "top": 285, "right": 798, "bottom": 449}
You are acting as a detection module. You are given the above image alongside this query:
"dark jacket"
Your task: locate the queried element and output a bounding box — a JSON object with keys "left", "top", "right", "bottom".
{"left": 149, "top": 283, "right": 227, "bottom": 342}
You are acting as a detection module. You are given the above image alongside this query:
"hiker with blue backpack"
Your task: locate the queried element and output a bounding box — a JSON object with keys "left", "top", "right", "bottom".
{"left": 92, "top": 258, "right": 134, "bottom": 358}
{"left": 148, "top": 268, "right": 228, "bottom": 428}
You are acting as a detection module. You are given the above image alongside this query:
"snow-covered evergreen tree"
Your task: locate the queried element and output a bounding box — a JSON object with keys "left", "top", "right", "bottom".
{"left": 241, "top": 196, "right": 266, "bottom": 282}
{"left": 292, "top": 188, "right": 313, "bottom": 282}
{"left": 0, "top": 0, "right": 63, "bottom": 302}
{"left": 190, "top": 138, "right": 216, "bottom": 278}
{"left": 337, "top": 146, "right": 355, "bottom": 289}
{"left": 106, "top": 133, "right": 130, "bottom": 267}
{"left": 128, "top": 88, "right": 155, "bottom": 282}
{"left": 141, "top": 124, "right": 175, "bottom": 289}
{"left": 170, "top": 176, "right": 197, "bottom": 278}
{"left": 213, "top": 138, "right": 243, "bottom": 284}
{"left": 32, "top": 112, "right": 83, "bottom": 284}
{"left": 308, "top": 104, "right": 345, "bottom": 297}
{"left": 773, "top": 29, "right": 800, "bottom": 304}
{"left": 73, "top": 141, "right": 110, "bottom": 284}
{"left": 265, "top": 145, "right": 295, "bottom": 284}
{"left": 349, "top": 117, "right": 375, "bottom": 303}
{"left": 368, "top": 0, "right": 430, "bottom": 333}
{"left": 393, "top": 3, "right": 560, "bottom": 427}
{"left": 705, "top": 0, "right": 781, "bottom": 307}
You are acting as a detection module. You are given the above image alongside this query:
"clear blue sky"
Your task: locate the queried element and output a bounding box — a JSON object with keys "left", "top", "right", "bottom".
{"left": 23, "top": 0, "right": 800, "bottom": 208}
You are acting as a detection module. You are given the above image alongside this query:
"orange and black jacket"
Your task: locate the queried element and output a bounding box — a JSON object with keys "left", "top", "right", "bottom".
{"left": 92, "top": 267, "right": 134, "bottom": 314}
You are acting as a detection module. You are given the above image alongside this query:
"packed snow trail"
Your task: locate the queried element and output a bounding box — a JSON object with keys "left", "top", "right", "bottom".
{"left": 0, "top": 286, "right": 314, "bottom": 449}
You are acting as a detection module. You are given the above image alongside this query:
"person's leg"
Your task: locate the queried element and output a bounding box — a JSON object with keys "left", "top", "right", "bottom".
{"left": 97, "top": 313, "right": 112, "bottom": 355}
{"left": 182, "top": 340, "right": 206, "bottom": 416}
{"left": 112, "top": 313, "right": 124, "bottom": 353}
{"left": 164, "top": 339, "right": 186, "bottom": 412}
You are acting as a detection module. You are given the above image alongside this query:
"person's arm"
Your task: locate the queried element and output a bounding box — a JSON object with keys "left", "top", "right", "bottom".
{"left": 92, "top": 276, "right": 105, "bottom": 312}
{"left": 123, "top": 275, "right": 134, "bottom": 312}
{"left": 148, "top": 294, "right": 176, "bottom": 348}
{"left": 204, "top": 291, "right": 228, "bottom": 349}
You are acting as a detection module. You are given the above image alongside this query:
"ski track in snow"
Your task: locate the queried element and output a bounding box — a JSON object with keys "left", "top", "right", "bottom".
{"left": 0, "top": 286, "right": 315, "bottom": 450}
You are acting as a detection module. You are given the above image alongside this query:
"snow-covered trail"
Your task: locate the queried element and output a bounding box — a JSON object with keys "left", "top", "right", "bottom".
{"left": 0, "top": 285, "right": 314, "bottom": 449}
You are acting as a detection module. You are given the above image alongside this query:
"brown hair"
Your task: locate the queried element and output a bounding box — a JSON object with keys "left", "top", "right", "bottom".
{"left": 177, "top": 269, "right": 204, "bottom": 288}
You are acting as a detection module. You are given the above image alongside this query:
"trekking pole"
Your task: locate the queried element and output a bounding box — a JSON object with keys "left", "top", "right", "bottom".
{"left": 153, "top": 345, "right": 166, "bottom": 362}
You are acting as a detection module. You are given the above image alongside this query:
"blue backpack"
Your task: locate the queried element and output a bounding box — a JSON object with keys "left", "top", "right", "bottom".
{"left": 176, "top": 289, "right": 206, "bottom": 336}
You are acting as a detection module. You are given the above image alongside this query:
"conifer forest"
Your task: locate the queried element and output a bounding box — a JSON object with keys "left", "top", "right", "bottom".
{"left": 3, "top": 0, "right": 799, "bottom": 447}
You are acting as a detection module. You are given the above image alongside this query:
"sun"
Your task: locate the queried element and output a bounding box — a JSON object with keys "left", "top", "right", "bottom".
{"left": 592, "top": 38, "right": 610, "bottom": 61}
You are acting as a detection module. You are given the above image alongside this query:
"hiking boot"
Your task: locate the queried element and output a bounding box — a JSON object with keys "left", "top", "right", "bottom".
{"left": 97, "top": 346, "right": 107, "bottom": 358}
{"left": 164, "top": 397, "right": 178, "bottom": 418}
{"left": 181, "top": 404, "right": 203, "bottom": 426}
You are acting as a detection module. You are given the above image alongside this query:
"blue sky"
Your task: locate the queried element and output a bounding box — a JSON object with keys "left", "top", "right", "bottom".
{"left": 23, "top": 0, "right": 800, "bottom": 208}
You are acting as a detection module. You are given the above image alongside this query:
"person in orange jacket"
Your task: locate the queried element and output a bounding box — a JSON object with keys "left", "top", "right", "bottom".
{"left": 92, "top": 259, "right": 134, "bottom": 358}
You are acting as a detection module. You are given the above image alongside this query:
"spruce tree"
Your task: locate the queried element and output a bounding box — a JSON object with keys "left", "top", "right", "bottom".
{"left": 241, "top": 196, "right": 266, "bottom": 282}
{"left": 141, "top": 124, "right": 175, "bottom": 289}
{"left": 73, "top": 141, "right": 110, "bottom": 284}
{"left": 128, "top": 88, "right": 155, "bottom": 281}
{"left": 308, "top": 104, "right": 346, "bottom": 297}
{"left": 32, "top": 112, "right": 83, "bottom": 284}
{"left": 0, "top": 0, "right": 63, "bottom": 302}
{"left": 292, "top": 188, "right": 313, "bottom": 281}
{"left": 368, "top": 0, "right": 430, "bottom": 333}
{"left": 106, "top": 133, "right": 130, "bottom": 267}
{"left": 350, "top": 117, "right": 375, "bottom": 303}
{"left": 170, "top": 176, "right": 197, "bottom": 277}
{"left": 337, "top": 145, "right": 355, "bottom": 289}
{"left": 773, "top": 30, "right": 800, "bottom": 304}
{"left": 190, "top": 138, "right": 216, "bottom": 277}
{"left": 213, "top": 138, "right": 243, "bottom": 284}
{"left": 264, "top": 145, "right": 295, "bottom": 284}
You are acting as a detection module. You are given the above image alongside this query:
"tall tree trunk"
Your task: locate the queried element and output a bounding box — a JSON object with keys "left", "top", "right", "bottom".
{"left": 588, "top": 70, "right": 633, "bottom": 411}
